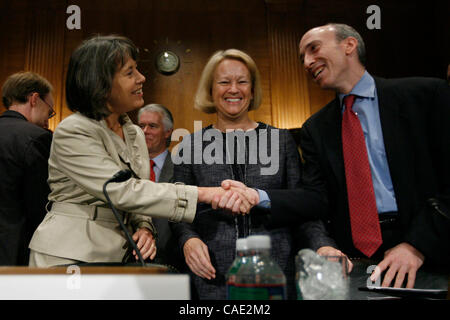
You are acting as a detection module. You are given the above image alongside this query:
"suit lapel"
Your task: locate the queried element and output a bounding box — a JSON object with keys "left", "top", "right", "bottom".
{"left": 320, "top": 97, "right": 346, "bottom": 188}
{"left": 375, "top": 77, "right": 416, "bottom": 221}
{"left": 374, "top": 77, "right": 404, "bottom": 191}
{"left": 159, "top": 153, "right": 174, "bottom": 183}
{"left": 319, "top": 81, "right": 404, "bottom": 200}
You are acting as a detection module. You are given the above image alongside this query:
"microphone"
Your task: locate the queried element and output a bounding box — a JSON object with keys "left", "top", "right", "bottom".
{"left": 102, "top": 169, "right": 146, "bottom": 266}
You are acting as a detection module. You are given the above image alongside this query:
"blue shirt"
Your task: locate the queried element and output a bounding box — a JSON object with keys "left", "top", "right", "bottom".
{"left": 339, "top": 71, "right": 397, "bottom": 213}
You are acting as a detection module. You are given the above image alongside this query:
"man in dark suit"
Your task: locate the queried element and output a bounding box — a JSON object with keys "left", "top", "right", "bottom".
{"left": 288, "top": 23, "right": 449, "bottom": 288}
{"left": 220, "top": 23, "right": 449, "bottom": 288}
{"left": 0, "top": 71, "right": 55, "bottom": 265}
{"left": 137, "top": 104, "right": 183, "bottom": 269}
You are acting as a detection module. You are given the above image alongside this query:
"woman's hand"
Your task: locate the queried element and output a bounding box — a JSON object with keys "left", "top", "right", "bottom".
{"left": 183, "top": 238, "right": 216, "bottom": 280}
{"left": 198, "top": 186, "right": 255, "bottom": 214}
{"left": 132, "top": 227, "right": 157, "bottom": 261}
{"left": 317, "top": 246, "right": 353, "bottom": 273}
{"left": 217, "top": 180, "right": 259, "bottom": 211}
{"left": 200, "top": 179, "right": 260, "bottom": 215}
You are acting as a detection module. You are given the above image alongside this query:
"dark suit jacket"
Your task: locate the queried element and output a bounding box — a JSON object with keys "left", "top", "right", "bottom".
{"left": 0, "top": 110, "right": 52, "bottom": 265}
{"left": 158, "top": 152, "right": 174, "bottom": 183}
{"left": 152, "top": 152, "right": 184, "bottom": 269}
{"left": 269, "top": 77, "right": 450, "bottom": 264}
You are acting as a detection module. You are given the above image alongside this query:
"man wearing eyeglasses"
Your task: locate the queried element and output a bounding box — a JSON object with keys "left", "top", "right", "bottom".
{"left": 0, "top": 71, "right": 54, "bottom": 265}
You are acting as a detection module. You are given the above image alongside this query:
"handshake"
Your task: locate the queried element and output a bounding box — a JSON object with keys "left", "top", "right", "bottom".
{"left": 197, "top": 180, "right": 260, "bottom": 214}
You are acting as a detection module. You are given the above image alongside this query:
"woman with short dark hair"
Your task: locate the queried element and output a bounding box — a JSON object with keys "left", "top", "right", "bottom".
{"left": 29, "top": 35, "right": 252, "bottom": 267}
{"left": 65, "top": 35, "right": 138, "bottom": 120}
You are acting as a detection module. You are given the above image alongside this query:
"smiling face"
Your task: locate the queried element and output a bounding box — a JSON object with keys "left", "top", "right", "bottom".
{"left": 107, "top": 57, "right": 146, "bottom": 114}
{"left": 299, "top": 26, "right": 351, "bottom": 92}
{"left": 212, "top": 59, "right": 253, "bottom": 121}
{"left": 138, "top": 111, "right": 172, "bottom": 157}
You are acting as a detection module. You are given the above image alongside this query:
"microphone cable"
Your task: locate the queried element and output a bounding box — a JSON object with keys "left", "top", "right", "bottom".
{"left": 102, "top": 170, "right": 146, "bottom": 266}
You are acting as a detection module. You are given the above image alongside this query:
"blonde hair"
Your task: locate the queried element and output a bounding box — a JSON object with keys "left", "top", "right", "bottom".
{"left": 194, "top": 49, "right": 262, "bottom": 114}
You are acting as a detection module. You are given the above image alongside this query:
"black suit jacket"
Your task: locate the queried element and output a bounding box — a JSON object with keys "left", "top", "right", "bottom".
{"left": 269, "top": 77, "right": 450, "bottom": 264}
{"left": 0, "top": 110, "right": 52, "bottom": 265}
{"left": 151, "top": 152, "right": 182, "bottom": 269}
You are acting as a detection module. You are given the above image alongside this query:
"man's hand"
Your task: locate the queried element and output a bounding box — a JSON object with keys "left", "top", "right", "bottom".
{"left": 132, "top": 227, "right": 157, "bottom": 261}
{"left": 183, "top": 238, "right": 216, "bottom": 280}
{"left": 370, "top": 242, "right": 424, "bottom": 288}
{"left": 317, "top": 246, "right": 353, "bottom": 273}
{"left": 211, "top": 179, "right": 259, "bottom": 213}
{"left": 198, "top": 185, "right": 256, "bottom": 214}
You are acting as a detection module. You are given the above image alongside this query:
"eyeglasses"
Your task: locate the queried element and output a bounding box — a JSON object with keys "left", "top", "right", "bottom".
{"left": 39, "top": 95, "right": 56, "bottom": 119}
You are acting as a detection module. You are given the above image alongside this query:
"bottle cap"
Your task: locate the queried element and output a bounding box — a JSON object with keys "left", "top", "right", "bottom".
{"left": 247, "top": 235, "right": 271, "bottom": 249}
{"left": 236, "top": 238, "right": 248, "bottom": 251}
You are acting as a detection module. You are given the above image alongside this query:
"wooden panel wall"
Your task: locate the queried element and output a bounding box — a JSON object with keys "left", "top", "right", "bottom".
{"left": 267, "top": 2, "right": 309, "bottom": 128}
{"left": 23, "top": 1, "right": 67, "bottom": 131}
{"left": 0, "top": 1, "right": 29, "bottom": 114}
{"left": 0, "top": 0, "right": 448, "bottom": 132}
{"left": 56, "top": 0, "right": 274, "bottom": 134}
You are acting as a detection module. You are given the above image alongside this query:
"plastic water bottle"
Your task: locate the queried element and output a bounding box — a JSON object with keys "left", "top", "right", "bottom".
{"left": 230, "top": 235, "right": 287, "bottom": 300}
{"left": 226, "top": 238, "right": 249, "bottom": 299}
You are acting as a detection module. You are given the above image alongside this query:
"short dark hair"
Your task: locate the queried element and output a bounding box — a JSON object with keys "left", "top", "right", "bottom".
{"left": 65, "top": 34, "right": 139, "bottom": 120}
{"left": 2, "top": 71, "right": 53, "bottom": 109}
{"left": 326, "top": 23, "right": 366, "bottom": 66}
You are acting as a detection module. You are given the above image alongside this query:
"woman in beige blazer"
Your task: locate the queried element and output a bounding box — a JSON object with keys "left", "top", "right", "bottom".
{"left": 28, "top": 35, "right": 255, "bottom": 267}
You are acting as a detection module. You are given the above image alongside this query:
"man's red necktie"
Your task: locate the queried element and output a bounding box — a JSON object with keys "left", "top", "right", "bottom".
{"left": 150, "top": 159, "right": 156, "bottom": 182}
{"left": 342, "top": 94, "right": 382, "bottom": 257}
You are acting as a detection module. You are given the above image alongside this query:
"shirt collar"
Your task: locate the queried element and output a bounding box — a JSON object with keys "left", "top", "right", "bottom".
{"left": 151, "top": 149, "right": 168, "bottom": 169}
{"left": 338, "top": 71, "right": 376, "bottom": 107}
{"left": 1, "top": 109, "right": 28, "bottom": 121}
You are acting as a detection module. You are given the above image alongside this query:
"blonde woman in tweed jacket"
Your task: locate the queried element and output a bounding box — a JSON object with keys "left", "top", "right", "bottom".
{"left": 171, "top": 49, "right": 325, "bottom": 299}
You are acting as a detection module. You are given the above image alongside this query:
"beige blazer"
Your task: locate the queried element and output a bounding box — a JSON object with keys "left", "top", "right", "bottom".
{"left": 29, "top": 113, "right": 197, "bottom": 263}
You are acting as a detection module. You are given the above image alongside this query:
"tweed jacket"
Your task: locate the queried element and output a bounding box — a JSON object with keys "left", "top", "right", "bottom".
{"left": 29, "top": 112, "right": 198, "bottom": 264}
{"left": 171, "top": 122, "right": 302, "bottom": 299}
